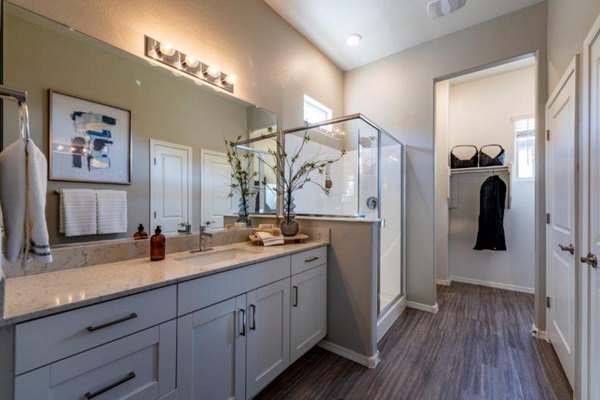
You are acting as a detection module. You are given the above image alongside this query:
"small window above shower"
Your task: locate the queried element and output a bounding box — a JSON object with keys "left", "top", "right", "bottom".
{"left": 303, "top": 94, "right": 332, "bottom": 131}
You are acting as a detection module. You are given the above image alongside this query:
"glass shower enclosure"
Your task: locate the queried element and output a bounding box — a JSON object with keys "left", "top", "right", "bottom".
{"left": 235, "top": 114, "right": 405, "bottom": 316}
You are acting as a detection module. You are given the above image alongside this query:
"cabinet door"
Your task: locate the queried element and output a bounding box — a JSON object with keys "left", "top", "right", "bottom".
{"left": 15, "top": 321, "right": 176, "bottom": 400}
{"left": 246, "top": 279, "right": 290, "bottom": 399}
{"left": 290, "top": 264, "right": 327, "bottom": 363}
{"left": 177, "top": 295, "right": 246, "bottom": 400}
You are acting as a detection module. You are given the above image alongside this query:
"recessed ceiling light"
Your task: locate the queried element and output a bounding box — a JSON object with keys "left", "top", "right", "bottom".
{"left": 347, "top": 34, "right": 362, "bottom": 47}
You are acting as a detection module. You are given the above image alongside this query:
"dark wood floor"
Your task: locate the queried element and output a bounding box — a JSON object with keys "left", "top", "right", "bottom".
{"left": 256, "top": 282, "right": 572, "bottom": 400}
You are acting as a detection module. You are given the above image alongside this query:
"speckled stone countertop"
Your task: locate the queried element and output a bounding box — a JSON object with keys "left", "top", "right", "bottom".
{"left": 1, "top": 240, "right": 328, "bottom": 327}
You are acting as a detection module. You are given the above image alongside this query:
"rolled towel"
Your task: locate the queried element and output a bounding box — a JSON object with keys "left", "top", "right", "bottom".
{"left": 255, "top": 231, "right": 284, "bottom": 247}
{"left": 97, "top": 190, "right": 127, "bottom": 234}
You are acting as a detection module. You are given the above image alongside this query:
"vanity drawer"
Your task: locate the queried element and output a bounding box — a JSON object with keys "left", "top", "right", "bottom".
{"left": 178, "top": 256, "right": 291, "bottom": 315}
{"left": 15, "top": 320, "right": 176, "bottom": 400}
{"left": 15, "top": 285, "right": 176, "bottom": 375}
{"left": 291, "top": 246, "right": 327, "bottom": 275}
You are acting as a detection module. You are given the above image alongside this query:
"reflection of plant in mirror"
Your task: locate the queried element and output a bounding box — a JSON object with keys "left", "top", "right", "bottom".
{"left": 264, "top": 132, "right": 346, "bottom": 236}
{"left": 225, "top": 136, "right": 257, "bottom": 226}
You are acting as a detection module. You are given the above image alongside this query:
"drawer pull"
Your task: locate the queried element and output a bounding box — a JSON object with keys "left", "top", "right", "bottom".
{"left": 304, "top": 256, "right": 319, "bottom": 263}
{"left": 250, "top": 304, "right": 256, "bottom": 330}
{"left": 293, "top": 286, "right": 299, "bottom": 307}
{"left": 239, "top": 308, "right": 246, "bottom": 336}
{"left": 84, "top": 371, "right": 136, "bottom": 399}
{"left": 86, "top": 313, "right": 138, "bottom": 332}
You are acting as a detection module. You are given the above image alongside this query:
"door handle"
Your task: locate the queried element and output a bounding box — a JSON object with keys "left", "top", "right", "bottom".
{"left": 293, "top": 286, "right": 299, "bottom": 307}
{"left": 558, "top": 244, "right": 575, "bottom": 255}
{"left": 580, "top": 253, "right": 598, "bottom": 268}
{"left": 249, "top": 304, "right": 256, "bottom": 330}
{"left": 239, "top": 308, "right": 246, "bottom": 336}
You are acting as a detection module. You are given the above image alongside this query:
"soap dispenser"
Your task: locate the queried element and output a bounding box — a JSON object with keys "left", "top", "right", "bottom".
{"left": 134, "top": 224, "right": 148, "bottom": 240}
{"left": 150, "top": 226, "right": 166, "bottom": 261}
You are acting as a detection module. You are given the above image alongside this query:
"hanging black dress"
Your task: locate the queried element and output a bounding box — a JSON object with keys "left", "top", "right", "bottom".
{"left": 474, "top": 175, "right": 507, "bottom": 251}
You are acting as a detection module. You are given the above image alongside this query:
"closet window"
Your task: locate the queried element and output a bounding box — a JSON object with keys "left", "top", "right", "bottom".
{"left": 514, "top": 117, "right": 535, "bottom": 180}
{"left": 304, "top": 94, "right": 332, "bottom": 131}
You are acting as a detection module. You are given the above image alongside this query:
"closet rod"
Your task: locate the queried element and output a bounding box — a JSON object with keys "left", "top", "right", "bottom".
{"left": 449, "top": 165, "right": 509, "bottom": 176}
{"left": 0, "top": 84, "right": 27, "bottom": 105}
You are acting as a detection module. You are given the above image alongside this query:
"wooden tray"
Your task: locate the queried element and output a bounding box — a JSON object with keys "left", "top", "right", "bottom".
{"left": 249, "top": 233, "right": 309, "bottom": 245}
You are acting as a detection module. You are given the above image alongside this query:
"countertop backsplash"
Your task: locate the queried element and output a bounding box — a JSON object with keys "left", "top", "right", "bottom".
{"left": 3, "top": 226, "right": 329, "bottom": 278}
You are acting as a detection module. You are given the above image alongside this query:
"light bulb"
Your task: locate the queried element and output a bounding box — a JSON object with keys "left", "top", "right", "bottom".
{"left": 206, "top": 65, "right": 221, "bottom": 78}
{"left": 224, "top": 74, "right": 237, "bottom": 85}
{"left": 346, "top": 33, "right": 362, "bottom": 47}
{"left": 159, "top": 42, "right": 175, "bottom": 56}
{"left": 184, "top": 55, "right": 199, "bottom": 68}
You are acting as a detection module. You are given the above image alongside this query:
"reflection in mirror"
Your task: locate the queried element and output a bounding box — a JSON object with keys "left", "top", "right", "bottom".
{"left": 1, "top": 2, "right": 277, "bottom": 246}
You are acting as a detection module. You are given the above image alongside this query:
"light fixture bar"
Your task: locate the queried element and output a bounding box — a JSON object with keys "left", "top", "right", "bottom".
{"left": 144, "top": 36, "right": 236, "bottom": 93}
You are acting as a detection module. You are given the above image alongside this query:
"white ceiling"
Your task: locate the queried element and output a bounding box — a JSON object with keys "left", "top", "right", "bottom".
{"left": 264, "top": 0, "right": 544, "bottom": 71}
{"left": 449, "top": 55, "right": 536, "bottom": 86}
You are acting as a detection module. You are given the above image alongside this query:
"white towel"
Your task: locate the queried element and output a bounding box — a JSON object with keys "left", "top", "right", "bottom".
{"left": 59, "top": 189, "right": 97, "bottom": 237}
{"left": 96, "top": 190, "right": 127, "bottom": 234}
{"left": 26, "top": 139, "right": 52, "bottom": 263}
{"left": 0, "top": 138, "right": 52, "bottom": 265}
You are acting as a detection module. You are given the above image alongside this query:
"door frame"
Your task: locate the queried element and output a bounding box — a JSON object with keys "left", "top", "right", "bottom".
{"left": 545, "top": 55, "right": 579, "bottom": 389}
{"left": 580, "top": 14, "right": 600, "bottom": 399}
{"left": 200, "top": 148, "right": 232, "bottom": 225}
{"left": 149, "top": 139, "right": 193, "bottom": 232}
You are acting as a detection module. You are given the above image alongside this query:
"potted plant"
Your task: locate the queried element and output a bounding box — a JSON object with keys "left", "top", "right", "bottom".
{"left": 225, "top": 137, "right": 257, "bottom": 226}
{"left": 265, "top": 132, "right": 345, "bottom": 236}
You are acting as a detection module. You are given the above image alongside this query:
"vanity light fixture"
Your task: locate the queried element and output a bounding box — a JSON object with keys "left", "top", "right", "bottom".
{"left": 144, "top": 36, "right": 236, "bottom": 93}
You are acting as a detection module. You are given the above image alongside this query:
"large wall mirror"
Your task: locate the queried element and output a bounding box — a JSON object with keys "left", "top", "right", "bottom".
{"left": 1, "top": 2, "right": 277, "bottom": 246}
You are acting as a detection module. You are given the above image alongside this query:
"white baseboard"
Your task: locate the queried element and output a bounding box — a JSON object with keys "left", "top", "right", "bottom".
{"left": 436, "top": 279, "right": 451, "bottom": 286}
{"left": 318, "top": 340, "right": 380, "bottom": 369}
{"left": 530, "top": 324, "right": 549, "bottom": 342}
{"left": 377, "top": 295, "right": 406, "bottom": 342}
{"left": 405, "top": 300, "right": 439, "bottom": 313}
{"left": 450, "top": 276, "right": 534, "bottom": 294}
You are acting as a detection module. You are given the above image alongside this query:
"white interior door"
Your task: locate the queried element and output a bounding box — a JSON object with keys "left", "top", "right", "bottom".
{"left": 584, "top": 17, "right": 600, "bottom": 399}
{"left": 201, "top": 150, "right": 234, "bottom": 228}
{"left": 545, "top": 57, "right": 578, "bottom": 387}
{"left": 150, "top": 140, "right": 192, "bottom": 234}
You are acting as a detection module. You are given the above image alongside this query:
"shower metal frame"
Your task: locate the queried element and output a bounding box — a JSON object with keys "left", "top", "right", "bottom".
{"left": 234, "top": 113, "right": 407, "bottom": 316}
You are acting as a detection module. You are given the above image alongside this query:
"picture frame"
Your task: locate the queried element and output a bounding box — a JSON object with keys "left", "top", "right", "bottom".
{"left": 48, "top": 90, "right": 131, "bottom": 184}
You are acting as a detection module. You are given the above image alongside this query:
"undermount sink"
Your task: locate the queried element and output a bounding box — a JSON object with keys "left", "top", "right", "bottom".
{"left": 175, "top": 248, "right": 248, "bottom": 267}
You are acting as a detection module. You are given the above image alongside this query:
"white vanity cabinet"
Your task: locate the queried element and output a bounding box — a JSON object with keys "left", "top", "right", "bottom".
{"left": 290, "top": 264, "right": 327, "bottom": 363}
{"left": 14, "top": 320, "right": 176, "bottom": 400}
{"left": 246, "top": 278, "right": 291, "bottom": 398}
{"left": 176, "top": 246, "right": 327, "bottom": 400}
{"left": 4, "top": 244, "right": 327, "bottom": 400}
{"left": 176, "top": 294, "right": 247, "bottom": 400}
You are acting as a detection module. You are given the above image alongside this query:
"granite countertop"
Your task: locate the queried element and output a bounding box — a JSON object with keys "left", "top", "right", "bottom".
{"left": 1, "top": 240, "right": 328, "bottom": 327}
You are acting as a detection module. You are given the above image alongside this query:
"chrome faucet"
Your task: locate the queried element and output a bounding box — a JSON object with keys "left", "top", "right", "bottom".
{"left": 177, "top": 222, "right": 192, "bottom": 234}
{"left": 191, "top": 222, "right": 213, "bottom": 253}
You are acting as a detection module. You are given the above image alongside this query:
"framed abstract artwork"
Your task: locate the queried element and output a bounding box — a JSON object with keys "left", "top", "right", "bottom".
{"left": 48, "top": 90, "right": 131, "bottom": 184}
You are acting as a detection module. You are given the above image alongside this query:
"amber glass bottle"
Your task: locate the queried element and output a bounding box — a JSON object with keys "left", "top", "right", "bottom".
{"left": 134, "top": 224, "right": 148, "bottom": 240}
{"left": 150, "top": 226, "right": 166, "bottom": 261}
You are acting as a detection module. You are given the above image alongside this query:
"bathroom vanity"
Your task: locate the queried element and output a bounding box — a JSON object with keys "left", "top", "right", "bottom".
{"left": 0, "top": 242, "right": 327, "bottom": 400}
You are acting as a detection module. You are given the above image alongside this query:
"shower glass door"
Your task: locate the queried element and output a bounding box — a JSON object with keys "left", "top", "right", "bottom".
{"left": 378, "top": 132, "right": 404, "bottom": 313}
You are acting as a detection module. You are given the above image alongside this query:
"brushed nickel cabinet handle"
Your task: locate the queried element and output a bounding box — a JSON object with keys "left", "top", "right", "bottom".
{"left": 86, "top": 313, "right": 138, "bottom": 332}
{"left": 250, "top": 304, "right": 256, "bottom": 330}
{"left": 305, "top": 256, "right": 319, "bottom": 263}
{"left": 239, "top": 309, "right": 246, "bottom": 336}
{"left": 84, "top": 371, "right": 136, "bottom": 399}
{"left": 293, "top": 286, "right": 299, "bottom": 307}
{"left": 581, "top": 253, "right": 598, "bottom": 268}
{"left": 558, "top": 244, "right": 575, "bottom": 255}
